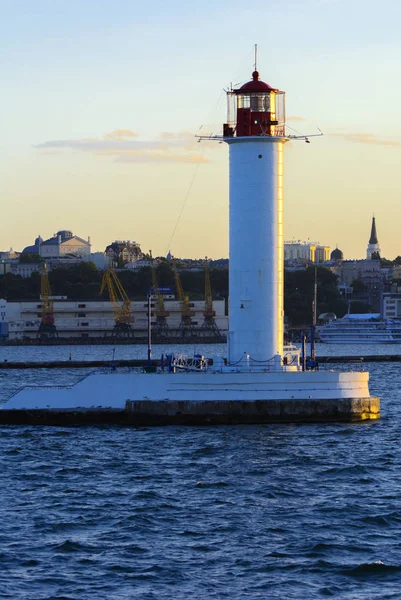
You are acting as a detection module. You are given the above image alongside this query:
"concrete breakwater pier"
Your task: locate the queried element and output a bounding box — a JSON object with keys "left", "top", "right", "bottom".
{"left": 0, "top": 358, "right": 161, "bottom": 369}
{"left": 0, "top": 354, "right": 400, "bottom": 369}
{"left": 0, "top": 397, "right": 380, "bottom": 426}
{"left": 1, "top": 333, "right": 226, "bottom": 346}
{"left": 1, "top": 365, "right": 380, "bottom": 425}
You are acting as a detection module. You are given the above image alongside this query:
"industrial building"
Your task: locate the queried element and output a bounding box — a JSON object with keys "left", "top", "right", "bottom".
{"left": 5, "top": 299, "right": 227, "bottom": 341}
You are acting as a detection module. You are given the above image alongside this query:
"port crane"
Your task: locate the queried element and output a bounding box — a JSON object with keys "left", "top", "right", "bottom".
{"left": 37, "top": 263, "right": 58, "bottom": 340}
{"left": 100, "top": 268, "right": 135, "bottom": 338}
{"left": 150, "top": 253, "right": 170, "bottom": 335}
{"left": 172, "top": 258, "right": 195, "bottom": 335}
{"left": 201, "top": 260, "right": 224, "bottom": 340}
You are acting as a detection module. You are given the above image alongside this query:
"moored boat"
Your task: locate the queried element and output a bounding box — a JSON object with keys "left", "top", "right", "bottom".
{"left": 318, "top": 314, "right": 401, "bottom": 344}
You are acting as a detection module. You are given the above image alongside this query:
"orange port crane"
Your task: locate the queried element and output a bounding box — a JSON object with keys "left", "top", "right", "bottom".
{"left": 172, "top": 258, "right": 195, "bottom": 334}
{"left": 37, "top": 263, "right": 58, "bottom": 339}
{"left": 201, "top": 260, "right": 224, "bottom": 339}
{"left": 150, "top": 254, "right": 169, "bottom": 334}
{"left": 100, "top": 268, "right": 135, "bottom": 338}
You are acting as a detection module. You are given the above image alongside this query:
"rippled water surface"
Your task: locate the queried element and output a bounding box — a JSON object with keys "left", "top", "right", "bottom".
{"left": 0, "top": 346, "right": 400, "bottom": 599}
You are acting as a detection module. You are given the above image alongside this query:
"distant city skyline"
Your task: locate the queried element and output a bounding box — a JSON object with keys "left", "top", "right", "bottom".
{"left": 2, "top": 0, "right": 400, "bottom": 259}
{"left": 1, "top": 214, "right": 388, "bottom": 262}
{"left": 13, "top": 212, "right": 386, "bottom": 260}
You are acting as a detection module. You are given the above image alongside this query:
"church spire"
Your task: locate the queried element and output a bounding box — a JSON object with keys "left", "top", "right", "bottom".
{"left": 369, "top": 216, "right": 379, "bottom": 245}
{"left": 366, "top": 215, "right": 380, "bottom": 259}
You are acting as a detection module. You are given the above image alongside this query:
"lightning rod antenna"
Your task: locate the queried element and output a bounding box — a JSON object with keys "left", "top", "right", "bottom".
{"left": 254, "top": 44, "right": 258, "bottom": 71}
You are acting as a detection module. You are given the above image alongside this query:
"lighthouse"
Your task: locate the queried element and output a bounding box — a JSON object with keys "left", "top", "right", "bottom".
{"left": 224, "top": 70, "right": 287, "bottom": 364}
{"left": 1, "top": 58, "right": 380, "bottom": 424}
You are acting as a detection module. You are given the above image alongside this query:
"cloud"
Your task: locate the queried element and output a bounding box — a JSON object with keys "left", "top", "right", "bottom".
{"left": 287, "top": 115, "right": 306, "bottom": 122}
{"left": 103, "top": 129, "right": 138, "bottom": 140}
{"left": 331, "top": 132, "right": 401, "bottom": 148}
{"left": 115, "top": 152, "right": 209, "bottom": 164}
{"left": 36, "top": 138, "right": 191, "bottom": 152}
{"left": 159, "top": 131, "right": 194, "bottom": 140}
{"left": 35, "top": 130, "right": 213, "bottom": 164}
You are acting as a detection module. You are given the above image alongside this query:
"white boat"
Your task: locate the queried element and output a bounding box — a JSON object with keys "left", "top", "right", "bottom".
{"left": 318, "top": 313, "right": 401, "bottom": 344}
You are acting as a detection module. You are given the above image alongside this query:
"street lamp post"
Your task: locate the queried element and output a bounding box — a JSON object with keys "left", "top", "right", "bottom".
{"left": 147, "top": 289, "right": 152, "bottom": 367}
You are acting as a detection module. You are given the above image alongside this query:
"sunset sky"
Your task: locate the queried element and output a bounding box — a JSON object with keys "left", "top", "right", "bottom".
{"left": 2, "top": 0, "right": 400, "bottom": 260}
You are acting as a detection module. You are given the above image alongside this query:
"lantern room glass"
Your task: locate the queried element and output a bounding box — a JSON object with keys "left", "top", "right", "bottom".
{"left": 237, "top": 93, "right": 271, "bottom": 112}
{"left": 225, "top": 89, "right": 286, "bottom": 137}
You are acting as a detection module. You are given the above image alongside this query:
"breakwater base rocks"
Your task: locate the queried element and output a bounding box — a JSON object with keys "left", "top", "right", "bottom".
{"left": 0, "top": 396, "right": 380, "bottom": 426}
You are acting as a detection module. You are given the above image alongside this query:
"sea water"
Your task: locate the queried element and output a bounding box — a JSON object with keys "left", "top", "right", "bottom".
{"left": 0, "top": 345, "right": 399, "bottom": 599}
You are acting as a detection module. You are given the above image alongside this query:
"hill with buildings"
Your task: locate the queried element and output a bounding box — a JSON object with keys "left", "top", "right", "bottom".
{"left": 2, "top": 216, "right": 401, "bottom": 329}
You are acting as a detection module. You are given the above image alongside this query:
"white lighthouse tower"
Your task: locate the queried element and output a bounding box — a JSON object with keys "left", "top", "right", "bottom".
{"left": 224, "top": 70, "right": 287, "bottom": 364}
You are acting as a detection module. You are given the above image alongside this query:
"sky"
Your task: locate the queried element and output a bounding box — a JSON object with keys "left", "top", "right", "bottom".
{"left": 1, "top": 0, "right": 401, "bottom": 260}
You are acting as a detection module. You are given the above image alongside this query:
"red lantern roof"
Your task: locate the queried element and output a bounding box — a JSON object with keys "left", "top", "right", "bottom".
{"left": 235, "top": 71, "right": 275, "bottom": 94}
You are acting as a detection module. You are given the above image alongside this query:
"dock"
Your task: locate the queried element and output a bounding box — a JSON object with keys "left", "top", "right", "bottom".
{"left": 0, "top": 355, "right": 400, "bottom": 369}
{"left": 0, "top": 359, "right": 160, "bottom": 370}
{"left": 316, "top": 355, "right": 401, "bottom": 363}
